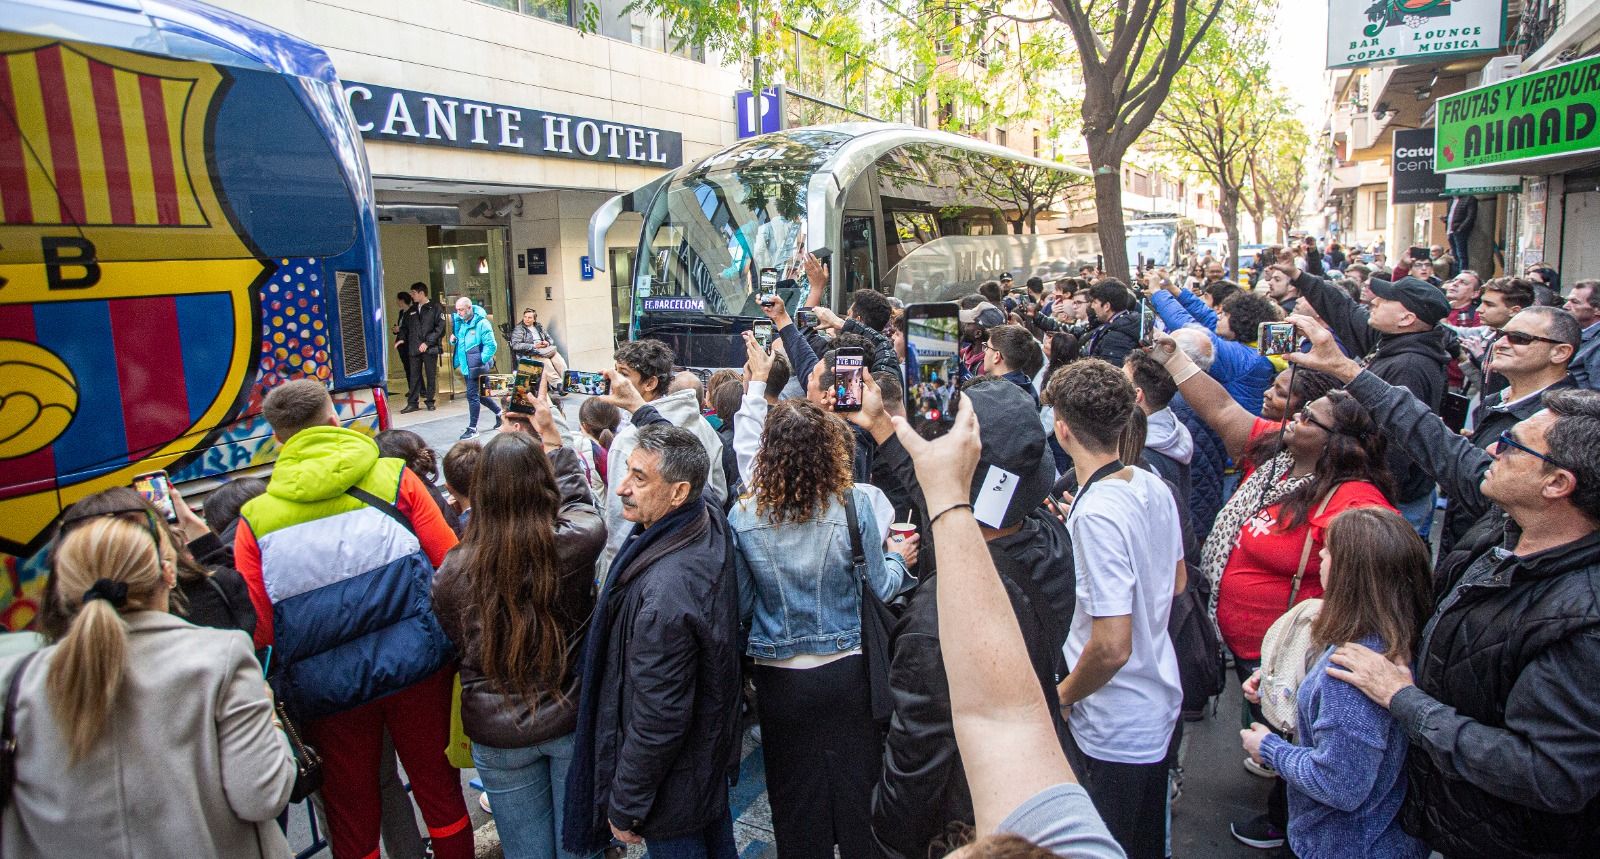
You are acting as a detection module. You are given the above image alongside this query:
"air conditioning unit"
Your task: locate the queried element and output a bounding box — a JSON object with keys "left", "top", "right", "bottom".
{"left": 1481, "top": 55, "right": 1522, "bottom": 86}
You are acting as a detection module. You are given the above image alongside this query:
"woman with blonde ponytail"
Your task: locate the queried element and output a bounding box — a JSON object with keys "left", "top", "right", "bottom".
{"left": 0, "top": 506, "right": 297, "bottom": 857}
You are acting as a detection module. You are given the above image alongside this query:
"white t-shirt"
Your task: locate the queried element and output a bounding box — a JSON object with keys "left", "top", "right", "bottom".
{"left": 1063, "top": 466, "right": 1183, "bottom": 764}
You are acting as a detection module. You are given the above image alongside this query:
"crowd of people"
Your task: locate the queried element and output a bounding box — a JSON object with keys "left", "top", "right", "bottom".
{"left": 2, "top": 243, "right": 1599, "bottom": 859}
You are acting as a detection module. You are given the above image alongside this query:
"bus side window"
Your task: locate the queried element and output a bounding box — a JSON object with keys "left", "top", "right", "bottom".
{"left": 841, "top": 216, "right": 877, "bottom": 296}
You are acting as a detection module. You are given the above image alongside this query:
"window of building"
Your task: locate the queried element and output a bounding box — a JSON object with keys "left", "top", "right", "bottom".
{"left": 996, "top": 128, "right": 1008, "bottom": 148}
{"left": 1371, "top": 190, "right": 1388, "bottom": 230}
{"left": 1032, "top": 133, "right": 1042, "bottom": 158}
{"left": 471, "top": 0, "right": 703, "bottom": 61}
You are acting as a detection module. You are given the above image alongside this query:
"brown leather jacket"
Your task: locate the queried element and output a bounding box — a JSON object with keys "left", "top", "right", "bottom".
{"left": 432, "top": 446, "right": 603, "bottom": 749}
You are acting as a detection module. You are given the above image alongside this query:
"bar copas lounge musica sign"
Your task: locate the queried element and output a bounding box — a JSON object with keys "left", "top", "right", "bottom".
{"left": 344, "top": 82, "right": 684, "bottom": 168}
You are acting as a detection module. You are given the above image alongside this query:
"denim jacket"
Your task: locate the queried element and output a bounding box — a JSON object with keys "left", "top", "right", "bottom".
{"left": 729, "top": 484, "right": 908, "bottom": 660}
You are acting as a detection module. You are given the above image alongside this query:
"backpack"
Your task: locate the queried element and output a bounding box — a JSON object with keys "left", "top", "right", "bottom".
{"left": 1169, "top": 573, "right": 1225, "bottom": 719}
{"left": 1258, "top": 598, "right": 1323, "bottom": 735}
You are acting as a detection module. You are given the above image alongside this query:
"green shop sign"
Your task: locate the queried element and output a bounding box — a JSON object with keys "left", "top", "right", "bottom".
{"left": 1435, "top": 54, "right": 1600, "bottom": 172}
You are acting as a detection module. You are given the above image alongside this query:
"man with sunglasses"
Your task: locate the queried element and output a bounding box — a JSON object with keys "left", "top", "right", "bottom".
{"left": 1467, "top": 307, "right": 1580, "bottom": 452}
{"left": 1286, "top": 314, "right": 1600, "bottom": 859}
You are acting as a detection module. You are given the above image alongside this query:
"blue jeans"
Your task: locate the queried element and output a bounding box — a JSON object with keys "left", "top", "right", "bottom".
{"left": 471, "top": 733, "right": 591, "bottom": 859}
{"left": 1396, "top": 487, "right": 1438, "bottom": 542}
{"left": 465, "top": 364, "right": 501, "bottom": 428}
{"left": 644, "top": 806, "right": 736, "bottom": 859}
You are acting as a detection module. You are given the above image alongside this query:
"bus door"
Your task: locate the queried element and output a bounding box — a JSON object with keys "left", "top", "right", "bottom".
{"left": 840, "top": 215, "right": 878, "bottom": 302}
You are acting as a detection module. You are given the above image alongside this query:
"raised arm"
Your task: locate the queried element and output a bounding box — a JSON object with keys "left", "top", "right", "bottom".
{"left": 889, "top": 407, "right": 1076, "bottom": 834}
{"left": 1293, "top": 269, "right": 1376, "bottom": 357}
{"left": 1149, "top": 334, "right": 1263, "bottom": 461}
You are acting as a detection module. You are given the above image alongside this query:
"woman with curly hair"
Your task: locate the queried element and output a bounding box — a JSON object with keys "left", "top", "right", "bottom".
{"left": 728, "top": 396, "right": 917, "bottom": 858}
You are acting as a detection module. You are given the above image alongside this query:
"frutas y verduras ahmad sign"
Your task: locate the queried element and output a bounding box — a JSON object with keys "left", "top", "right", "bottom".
{"left": 1326, "top": 0, "right": 1504, "bottom": 70}
{"left": 1434, "top": 53, "right": 1600, "bottom": 173}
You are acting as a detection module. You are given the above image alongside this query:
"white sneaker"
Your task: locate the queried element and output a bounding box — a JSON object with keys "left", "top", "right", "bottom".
{"left": 1243, "top": 756, "right": 1276, "bottom": 778}
{"left": 479, "top": 792, "right": 492, "bottom": 814}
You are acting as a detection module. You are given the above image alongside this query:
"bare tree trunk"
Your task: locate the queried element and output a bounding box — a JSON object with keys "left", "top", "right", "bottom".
{"left": 1221, "top": 188, "right": 1243, "bottom": 277}
{"left": 1090, "top": 163, "right": 1128, "bottom": 280}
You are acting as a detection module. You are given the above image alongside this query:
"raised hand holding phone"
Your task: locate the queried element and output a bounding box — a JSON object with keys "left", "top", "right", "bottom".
{"left": 760, "top": 292, "right": 791, "bottom": 328}
{"left": 813, "top": 305, "right": 845, "bottom": 333}
{"left": 742, "top": 331, "right": 773, "bottom": 383}
{"left": 600, "top": 368, "right": 646, "bottom": 413}
{"left": 891, "top": 404, "right": 982, "bottom": 512}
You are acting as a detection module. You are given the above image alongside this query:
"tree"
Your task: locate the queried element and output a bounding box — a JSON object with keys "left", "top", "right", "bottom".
{"left": 1248, "top": 126, "right": 1309, "bottom": 243}
{"left": 1149, "top": 8, "right": 1278, "bottom": 264}
{"left": 620, "top": 0, "right": 1225, "bottom": 279}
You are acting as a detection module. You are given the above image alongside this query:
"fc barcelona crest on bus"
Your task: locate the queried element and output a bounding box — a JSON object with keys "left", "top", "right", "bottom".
{"left": 0, "top": 35, "right": 267, "bottom": 554}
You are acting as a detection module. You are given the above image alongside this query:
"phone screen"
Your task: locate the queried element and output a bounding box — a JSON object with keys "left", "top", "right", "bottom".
{"left": 479, "top": 373, "right": 512, "bottom": 399}
{"left": 1137, "top": 300, "right": 1155, "bottom": 347}
{"left": 796, "top": 308, "right": 817, "bottom": 329}
{"left": 753, "top": 321, "right": 774, "bottom": 350}
{"left": 1258, "top": 322, "right": 1301, "bottom": 356}
{"left": 563, "top": 370, "right": 611, "bottom": 397}
{"left": 132, "top": 471, "right": 178, "bottom": 523}
{"left": 510, "top": 358, "right": 543, "bottom": 413}
{"left": 758, "top": 268, "right": 779, "bottom": 305}
{"left": 832, "top": 348, "right": 865, "bottom": 412}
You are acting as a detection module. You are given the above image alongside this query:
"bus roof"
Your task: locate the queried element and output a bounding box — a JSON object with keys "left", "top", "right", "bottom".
{"left": 0, "top": 0, "right": 337, "bottom": 82}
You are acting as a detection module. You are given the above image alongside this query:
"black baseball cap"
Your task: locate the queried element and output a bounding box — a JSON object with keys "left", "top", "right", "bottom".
{"left": 1368, "top": 275, "right": 1450, "bottom": 326}
{"left": 1000, "top": 272, "right": 1014, "bottom": 281}
{"left": 963, "top": 379, "right": 1054, "bottom": 529}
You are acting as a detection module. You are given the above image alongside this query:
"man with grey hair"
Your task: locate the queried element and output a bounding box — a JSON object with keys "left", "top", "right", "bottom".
{"left": 564, "top": 423, "right": 742, "bottom": 859}
{"left": 1564, "top": 280, "right": 1600, "bottom": 389}
{"left": 1167, "top": 326, "right": 1228, "bottom": 532}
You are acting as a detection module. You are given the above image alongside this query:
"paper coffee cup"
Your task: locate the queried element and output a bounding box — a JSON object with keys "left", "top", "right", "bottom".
{"left": 889, "top": 523, "right": 917, "bottom": 542}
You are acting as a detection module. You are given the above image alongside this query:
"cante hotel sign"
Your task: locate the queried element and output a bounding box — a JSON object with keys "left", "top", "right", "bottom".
{"left": 344, "top": 82, "right": 685, "bottom": 168}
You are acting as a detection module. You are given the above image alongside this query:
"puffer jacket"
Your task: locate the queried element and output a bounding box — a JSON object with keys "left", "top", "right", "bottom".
{"left": 510, "top": 321, "right": 554, "bottom": 358}
{"left": 235, "top": 427, "right": 459, "bottom": 720}
{"left": 431, "top": 446, "right": 603, "bottom": 749}
{"left": 452, "top": 303, "right": 499, "bottom": 375}
{"left": 1150, "top": 288, "right": 1276, "bottom": 414}
{"left": 1345, "top": 370, "right": 1600, "bottom": 858}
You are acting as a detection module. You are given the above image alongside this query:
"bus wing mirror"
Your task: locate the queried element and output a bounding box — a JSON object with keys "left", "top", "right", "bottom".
{"left": 588, "top": 172, "right": 674, "bottom": 273}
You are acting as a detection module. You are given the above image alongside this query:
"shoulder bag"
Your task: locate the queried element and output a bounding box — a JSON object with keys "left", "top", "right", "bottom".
{"left": 1257, "top": 488, "right": 1340, "bottom": 735}
{"left": 0, "top": 650, "right": 42, "bottom": 819}
{"left": 845, "top": 492, "right": 897, "bottom": 724}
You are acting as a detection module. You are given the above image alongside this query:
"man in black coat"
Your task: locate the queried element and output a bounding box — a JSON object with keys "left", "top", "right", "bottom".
{"left": 1291, "top": 269, "right": 1451, "bottom": 538}
{"left": 1083, "top": 279, "right": 1142, "bottom": 367}
{"left": 847, "top": 379, "right": 1076, "bottom": 859}
{"left": 1291, "top": 318, "right": 1600, "bottom": 859}
{"left": 563, "top": 424, "right": 741, "bottom": 858}
{"left": 406, "top": 282, "right": 446, "bottom": 411}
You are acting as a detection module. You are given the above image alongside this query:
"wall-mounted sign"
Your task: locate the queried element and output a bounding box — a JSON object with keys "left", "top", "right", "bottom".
{"left": 1434, "top": 53, "right": 1600, "bottom": 173}
{"left": 736, "top": 87, "right": 782, "bottom": 139}
{"left": 1444, "top": 173, "right": 1519, "bottom": 195}
{"left": 580, "top": 256, "right": 595, "bottom": 281}
{"left": 345, "top": 82, "right": 684, "bottom": 168}
{"left": 1326, "top": 0, "right": 1504, "bottom": 70}
{"left": 1392, "top": 129, "right": 1447, "bottom": 204}
{"left": 641, "top": 296, "right": 706, "bottom": 313}
{"left": 526, "top": 248, "right": 547, "bottom": 275}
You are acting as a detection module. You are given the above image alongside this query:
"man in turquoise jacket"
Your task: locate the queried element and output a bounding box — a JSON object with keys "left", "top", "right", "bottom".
{"left": 452, "top": 297, "right": 503, "bottom": 439}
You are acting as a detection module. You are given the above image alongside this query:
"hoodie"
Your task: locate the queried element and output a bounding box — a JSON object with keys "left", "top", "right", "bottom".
{"left": 601, "top": 388, "right": 728, "bottom": 571}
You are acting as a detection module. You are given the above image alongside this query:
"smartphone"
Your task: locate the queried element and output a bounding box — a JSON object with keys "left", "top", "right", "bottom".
{"left": 1137, "top": 300, "right": 1155, "bottom": 348}
{"left": 1258, "top": 321, "right": 1303, "bottom": 356}
{"left": 479, "top": 373, "right": 513, "bottom": 399}
{"left": 132, "top": 470, "right": 178, "bottom": 523}
{"left": 796, "top": 307, "right": 818, "bottom": 329}
{"left": 758, "top": 268, "right": 779, "bottom": 305}
{"left": 832, "top": 347, "right": 865, "bottom": 413}
{"left": 562, "top": 369, "right": 611, "bottom": 397}
{"left": 811, "top": 246, "right": 833, "bottom": 262}
{"left": 509, "top": 358, "right": 543, "bottom": 414}
{"left": 752, "top": 321, "right": 774, "bottom": 350}
{"left": 1409, "top": 246, "right": 1430, "bottom": 262}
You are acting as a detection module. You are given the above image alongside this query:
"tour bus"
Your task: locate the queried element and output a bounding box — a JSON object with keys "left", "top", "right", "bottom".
{"left": 1124, "top": 213, "right": 1199, "bottom": 272}
{"left": 588, "top": 124, "right": 1100, "bottom": 369}
{"left": 0, "top": 0, "right": 389, "bottom": 628}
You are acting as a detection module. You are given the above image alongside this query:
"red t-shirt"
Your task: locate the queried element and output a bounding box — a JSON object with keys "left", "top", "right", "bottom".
{"left": 1216, "top": 480, "right": 1395, "bottom": 660}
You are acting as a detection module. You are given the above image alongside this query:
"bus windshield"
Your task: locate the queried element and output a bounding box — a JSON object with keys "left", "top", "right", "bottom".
{"left": 634, "top": 129, "right": 850, "bottom": 326}
{"left": 1126, "top": 222, "right": 1176, "bottom": 267}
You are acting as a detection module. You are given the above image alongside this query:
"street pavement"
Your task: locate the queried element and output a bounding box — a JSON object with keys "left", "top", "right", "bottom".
{"left": 281, "top": 397, "right": 1283, "bottom": 858}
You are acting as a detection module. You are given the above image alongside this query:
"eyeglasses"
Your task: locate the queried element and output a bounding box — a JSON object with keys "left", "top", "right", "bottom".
{"left": 1492, "top": 432, "right": 1565, "bottom": 470}
{"left": 1499, "top": 330, "right": 1566, "bottom": 348}
{"left": 1296, "top": 404, "right": 1343, "bottom": 436}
